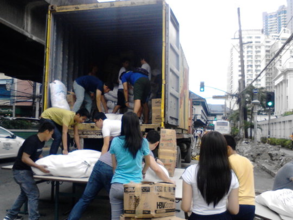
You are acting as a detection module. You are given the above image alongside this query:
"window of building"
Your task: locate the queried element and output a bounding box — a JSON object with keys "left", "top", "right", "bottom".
{"left": 255, "top": 36, "right": 261, "bottom": 39}
{"left": 255, "top": 41, "right": 261, "bottom": 43}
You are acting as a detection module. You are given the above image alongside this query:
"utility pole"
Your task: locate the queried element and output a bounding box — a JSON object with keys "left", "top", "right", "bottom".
{"left": 237, "top": 7, "right": 247, "bottom": 139}
{"left": 268, "top": 108, "right": 271, "bottom": 139}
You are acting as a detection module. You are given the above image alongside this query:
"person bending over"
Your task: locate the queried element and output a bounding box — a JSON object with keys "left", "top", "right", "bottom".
{"left": 4, "top": 122, "right": 54, "bottom": 220}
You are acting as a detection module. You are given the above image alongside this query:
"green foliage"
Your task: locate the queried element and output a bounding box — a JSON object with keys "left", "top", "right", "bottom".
{"left": 231, "top": 126, "right": 239, "bottom": 137}
{"left": 0, "top": 119, "right": 32, "bottom": 129}
{"left": 264, "top": 137, "right": 293, "bottom": 149}
{"left": 261, "top": 137, "right": 267, "bottom": 143}
{"left": 282, "top": 110, "right": 293, "bottom": 117}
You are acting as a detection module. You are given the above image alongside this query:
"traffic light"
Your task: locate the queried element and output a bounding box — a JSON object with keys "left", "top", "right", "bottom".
{"left": 200, "top": 82, "right": 205, "bottom": 92}
{"left": 266, "top": 92, "right": 275, "bottom": 108}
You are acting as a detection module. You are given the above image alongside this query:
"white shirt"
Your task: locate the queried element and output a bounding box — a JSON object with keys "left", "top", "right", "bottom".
{"left": 182, "top": 164, "right": 239, "bottom": 215}
{"left": 141, "top": 63, "right": 151, "bottom": 80}
{"left": 102, "top": 119, "right": 121, "bottom": 137}
{"left": 118, "top": 67, "right": 126, "bottom": 89}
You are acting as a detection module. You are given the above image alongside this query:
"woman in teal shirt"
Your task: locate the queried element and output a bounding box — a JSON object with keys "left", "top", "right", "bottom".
{"left": 110, "top": 112, "right": 151, "bottom": 220}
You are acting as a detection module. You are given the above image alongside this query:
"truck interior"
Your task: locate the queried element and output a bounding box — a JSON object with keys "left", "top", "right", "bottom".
{"left": 48, "top": 3, "right": 163, "bottom": 92}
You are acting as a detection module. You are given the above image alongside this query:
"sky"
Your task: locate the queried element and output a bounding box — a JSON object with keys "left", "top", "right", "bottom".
{"left": 98, "top": 0, "right": 287, "bottom": 104}
{"left": 165, "top": 0, "right": 287, "bottom": 104}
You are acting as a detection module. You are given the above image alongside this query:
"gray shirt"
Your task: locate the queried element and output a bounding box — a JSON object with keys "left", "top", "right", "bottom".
{"left": 273, "top": 161, "right": 293, "bottom": 190}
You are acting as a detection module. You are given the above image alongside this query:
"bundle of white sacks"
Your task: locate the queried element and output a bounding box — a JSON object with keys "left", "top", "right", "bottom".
{"left": 32, "top": 149, "right": 169, "bottom": 182}
{"left": 104, "top": 86, "right": 134, "bottom": 113}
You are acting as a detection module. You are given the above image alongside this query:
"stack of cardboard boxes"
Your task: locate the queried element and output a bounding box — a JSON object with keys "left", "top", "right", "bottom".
{"left": 158, "top": 129, "right": 177, "bottom": 177}
{"left": 152, "top": 99, "right": 162, "bottom": 124}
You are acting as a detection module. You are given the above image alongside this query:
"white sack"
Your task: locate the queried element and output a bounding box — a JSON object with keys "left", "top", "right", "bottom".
{"left": 104, "top": 93, "right": 118, "bottom": 102}
{"left": 32, "top": 150, "right": 100, "bottom": 178}
{"left": 50, "top": 80, "right": 70, "bottom": 110}
{"left": 107, "top": 86, "right": 118, "bottom": 98}
{"left": 105, "top": 113, "right": 123, "bottom": 120}
{"left": 107, "top": 101, "right": 117, "bottom": 109}
{"left": 144, "top": 163, "right": 169, "bottom": 182}
{"left": 256, "top": 189, "right": 293, "bottom": 218}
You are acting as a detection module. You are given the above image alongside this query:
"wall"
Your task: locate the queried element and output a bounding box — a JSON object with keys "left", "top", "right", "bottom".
{"left": 258, "top": 115, "right": 293, "bottom": 139}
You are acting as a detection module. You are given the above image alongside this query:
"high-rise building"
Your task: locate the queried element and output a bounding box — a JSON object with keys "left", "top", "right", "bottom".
{"left": 263, "top": 5, "right": 287, "bottom": 36}
{"left": 227, "top": 30, "right": 272, "bottom": 109}
{"left": 287, "top": 0, "right": 293, "bottom": 33}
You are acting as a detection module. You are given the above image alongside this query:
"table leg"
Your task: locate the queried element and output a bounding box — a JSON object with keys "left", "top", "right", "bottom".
{"left": 55, "top": 181, "right": 60, "bottom": 220}
{"left": 80, "top": 138, "right": 84, "bottom": 149}
{"left": 51, "top": 181, "right": 55, "bottom": 202}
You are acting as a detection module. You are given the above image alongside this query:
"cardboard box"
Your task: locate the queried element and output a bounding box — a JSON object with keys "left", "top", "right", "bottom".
{"left": 159, "top": 129, "right": 177, "bottom": 150}
{"left": 120, "top": 215, "right": 185, "bottom": 220}
{"left": 158, "top": 149, "right": 177, "bottom": 177}
{"left": 152, "top": 107, "right": 161, "bottom": 124}
{"left": 66, "top": 92, "right": 76, "bottom": 110}
{"left": 158, "top": 129, "right": 177, "bottom": 177}
{"left": 124, "top": 182, "right": 176, "bottom": 218}
{"left": 151, "top": 98, "right": 161, "bottom": 108}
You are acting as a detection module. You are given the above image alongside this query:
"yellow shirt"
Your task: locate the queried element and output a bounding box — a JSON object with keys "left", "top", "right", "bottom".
{"left": 229, "top": 154, "right": 255, "bottom": 205}
{"left": 41, "top": 108, "right": 76, "bottom": 127}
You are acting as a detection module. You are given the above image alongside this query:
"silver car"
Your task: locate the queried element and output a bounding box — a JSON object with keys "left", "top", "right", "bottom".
{"left": 0, "top": 126, "right": 24, "bottom": 159}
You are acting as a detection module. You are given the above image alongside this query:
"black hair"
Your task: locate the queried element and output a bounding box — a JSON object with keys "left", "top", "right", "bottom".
{"left": 104, "top": 82, "right": 114, "bottom": 91}
{"left": 197, "top": 131, "right": 231, "bottom": 207}
{"left": 140, "top": 55, "right": 149, "bottom": 62}
{"left": 38, "top": 121, "right": 54, "bottom": 133}
{"left": 93, "top": 112, "right": 107, "bottom": 120}
{"left": 146, "top": 130, "right": 160, "bottom": 144}
{"left": 223, "top": 134, "right": 236, "bottom": 150}
{"left": 121, "top": 58, "right": 130, "bottom": 63}
{"left": 76, "top": 108, "right": 90, "bottom": 118}
{"left": 120, "top": 112, "right": 143, "bottom": 159}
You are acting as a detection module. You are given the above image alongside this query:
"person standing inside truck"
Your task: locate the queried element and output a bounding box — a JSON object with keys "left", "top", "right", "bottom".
{"left": 141, "top": 55, "right": 151, "bottom": 81}
{"left": 224, "top": 134, "right": 255, "bottom": 220}
{"left": 113, "top": 58, "right": 130, "bottom": 114}
{"left": 72, "top": 75, "right": 114, "bottom": 114}
{"left": 181, "top": 131, "right": 239, "bottom": 219}
{"left": 3, "top": 122, "right": 54, "bottom": 220}
{"left": 110, "top": 112, "right": 151, "bottom": 220}
{"left": 40, "top": 107, "right": 89, "bottom": 155}
{"left": 120, "top": 70, "right": 151, "bottom": 124}
{"left": 273, "top": 161, "right": 293, "bottom": 191}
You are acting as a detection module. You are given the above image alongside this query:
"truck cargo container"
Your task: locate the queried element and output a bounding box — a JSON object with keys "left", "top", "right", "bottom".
{"left": 43, "top": 0, "right": 194, "bottom": 167}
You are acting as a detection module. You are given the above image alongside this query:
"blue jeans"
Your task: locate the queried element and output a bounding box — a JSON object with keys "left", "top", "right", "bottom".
{"left": 109, "top": 183, "right": 124, "bottom": 220}
{"left": 72, "top": 81, "right": 92, "bottom": 113}
{"left": 68, "top": 161, "right": 113, "bottom": 220}
{"left": 40, "top": 118, "right": 69, "bottom": 154}
{"left": 228, "top": 205, "right": 255, "bottom": 220}
{"left": 7, "top": 170, "right": 40, "bottom": 220}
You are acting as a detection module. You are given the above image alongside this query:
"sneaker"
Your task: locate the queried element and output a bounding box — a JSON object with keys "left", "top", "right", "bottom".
{"left": 3, "top": 215, "right": 23, "bottom": 220}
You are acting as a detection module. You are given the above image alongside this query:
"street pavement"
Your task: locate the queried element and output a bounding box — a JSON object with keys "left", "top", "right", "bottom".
{"left": 0, "top": 149, "right": 276, "bottom": 220}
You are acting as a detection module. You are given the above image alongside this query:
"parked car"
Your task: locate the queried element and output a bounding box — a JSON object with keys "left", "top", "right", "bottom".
{"left": 0, "top": 126, "right": 24, "bottom": 159}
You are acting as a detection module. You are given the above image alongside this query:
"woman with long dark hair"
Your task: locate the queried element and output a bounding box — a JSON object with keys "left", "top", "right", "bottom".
{"left": 109, "top": 112, "right": 151, "bottom": 220}
{"left": 181, "top": 131, "right": 239, "bottom": 219}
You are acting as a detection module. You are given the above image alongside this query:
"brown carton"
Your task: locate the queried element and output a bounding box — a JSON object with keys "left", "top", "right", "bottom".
{"left": 158, "top": 149, "right": 177, "bottom": 177}
{"left": 120, "top": 215, "right": 185, "bottom": 220}
{"left": 124, "top": 182, "right": 176, "bottom": 218}
{"left": 152, "top": 107, "right": 161, "bottom": 124}
{"left": 151, "top": 98, "right": 161, "bottom": 108}
{"left": 159, "top": 129, "right": 177, "bottom": 150}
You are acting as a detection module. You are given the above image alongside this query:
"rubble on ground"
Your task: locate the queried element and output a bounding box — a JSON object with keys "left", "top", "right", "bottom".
{"left": 237, "top": 140, "right": 293, "bottom": 177}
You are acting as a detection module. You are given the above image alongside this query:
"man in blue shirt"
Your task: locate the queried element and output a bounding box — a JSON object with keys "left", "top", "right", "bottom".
{"left": 72, "top": 75, "right": 114, "bottom": 113}
{"left": 120, "top": 70, "right": 151, "bottom": 123}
